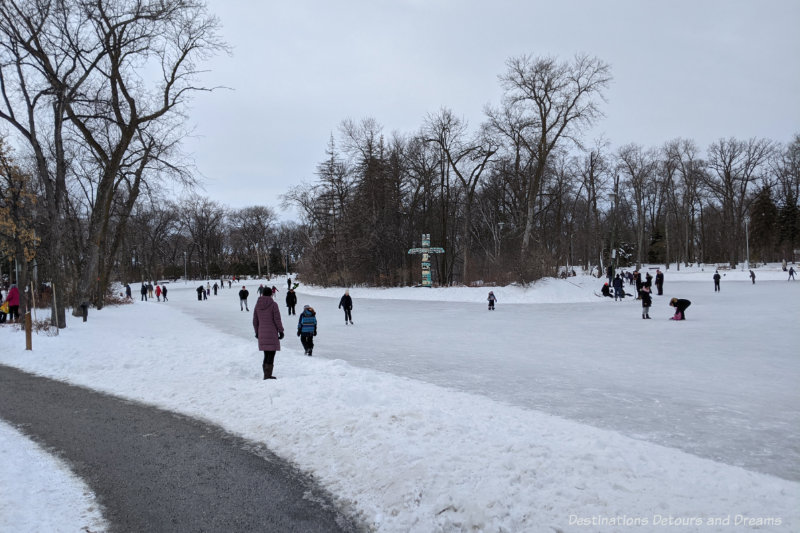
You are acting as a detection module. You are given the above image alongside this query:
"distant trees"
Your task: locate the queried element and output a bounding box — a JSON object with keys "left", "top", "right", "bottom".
{"left": 1, "top": 11, "right": 797, "bottom": 320}
{"left": 0, "top": 0, "right": 225, "bottom": 323}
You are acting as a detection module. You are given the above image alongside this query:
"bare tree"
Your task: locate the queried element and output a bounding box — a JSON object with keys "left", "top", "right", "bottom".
{"left": 228, "top": 206, "right": 278, "bottom": 278}
{"left": 498, "top": 54, "right": 611, "bottom": 258}
{"left": 0, "top": 0, "right": 224, "bottom": 315}
{"left": 616, "top": 144, "right": 658, "bottom": 270}
{"left": 425, "top": 109, "right": 495, "bottom": 282}
{"left": 704, "top": 138, "right": 775, "bottom": 266}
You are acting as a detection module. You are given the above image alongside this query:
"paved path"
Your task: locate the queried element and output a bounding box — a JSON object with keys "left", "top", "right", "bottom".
{"left": 0, "top": 364, "right": 360, "bottom": 532}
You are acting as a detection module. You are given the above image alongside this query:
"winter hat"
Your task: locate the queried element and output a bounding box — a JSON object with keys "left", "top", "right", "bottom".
{"left": 303, "top": 304, "right": 310, "bottom": 310}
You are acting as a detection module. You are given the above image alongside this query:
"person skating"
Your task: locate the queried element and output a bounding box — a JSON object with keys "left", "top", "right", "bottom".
{"left": 161, "top": 285, "right": 168, "bottom": 301}
{"left": 253, "top": 289, "right": 284, "bottom": 379}
{"left": 640, "top": 285, "right": 652, "bottom": 319}
{"left": 669, "top": 297, "right": 691, "bottom": 320}
{"left": 196, "top": 285, "right": 205, "bottom": 301}
{"left": 749, "top": 270, "right": 756, "bottom": 284}
{"left": 285, "top": 288, "right": 297, "bottom": 315}
{"left": 239, "top": 286, "right": 249, "bottom": 311}
{"left": 487, "top": 291, "right": 497, "bottom": 310}
{"left": 155, "top": 285, "right": 162, "bottom": 302}
{"left": 125, "top": 284, "right": 132, "bottom": 300}
{"left": 339, "top": 289, "right": 353, "bottom": 324}
{"left": 713, "top": 271, "right": 721, "bottom": 292}
{"left": 287, "top": 277, "right": 292, "bottom": 290}
{"left": 297, "top": 304, "right": 317, "bottom": 356}
{"left": 213, "top": 282, "right": 218, "bottom": 295}
{"left": 141, "top": 282, "right": 148, "bottom": 301}
{"left": 655, "top": 269, "right": 664, "bottom": 295}
{"left": 789, "top": 266, "right": 796, "bottom": 281}
{"left": 612, "top": 274, "right": 624, "bottom": 301}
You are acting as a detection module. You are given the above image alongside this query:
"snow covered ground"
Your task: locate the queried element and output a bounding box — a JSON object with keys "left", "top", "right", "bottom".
{"left": 0, "top": 264, "right": 798, "bottom": 532}
{"left": 0, "top": 420, "right": 107, "bottom": 532}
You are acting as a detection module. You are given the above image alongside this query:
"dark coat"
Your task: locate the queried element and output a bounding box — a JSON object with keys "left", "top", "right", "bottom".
{"left": 339, "top": 294, "right": 353, "bottom": 310}
{"left": 286, "top": 290, "right": 297, "bottom": 306}
{"left": 239, "top": 289, "right": 249, "bottom": 300}
{"left": 639, "top": 288, "right": 652, "bottom": 307}
{"left": 672, "top": 298, "right": 691, "bottom": 313}
{"left": 253, "top": 294, "right": 284, "bottom": 351}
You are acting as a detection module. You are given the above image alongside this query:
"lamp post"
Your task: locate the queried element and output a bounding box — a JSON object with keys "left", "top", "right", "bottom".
{"left": 183, "top": 251, "right": 187, "bottom": 284}
{"left": 745, "top": 215, "right": 750, "bottom": 270}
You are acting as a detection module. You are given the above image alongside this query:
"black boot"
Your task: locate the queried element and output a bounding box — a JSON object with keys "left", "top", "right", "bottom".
{"left": 265, "top": 365, "right": 276, "bottom": 379}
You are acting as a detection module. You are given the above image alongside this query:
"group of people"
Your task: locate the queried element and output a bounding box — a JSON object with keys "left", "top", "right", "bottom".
{"left": 251, "top": 284, "right": 355, "bottom": 379}
{"left": 127, "top": 282, "right": 168, "bottom": 302}
{"left": 599, "top": 268, "right": 690, "bottom": 320}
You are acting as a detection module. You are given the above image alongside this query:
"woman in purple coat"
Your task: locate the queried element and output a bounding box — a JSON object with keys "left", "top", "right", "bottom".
{"left": 253, "top": 290, "right": 284, "bottom": 380}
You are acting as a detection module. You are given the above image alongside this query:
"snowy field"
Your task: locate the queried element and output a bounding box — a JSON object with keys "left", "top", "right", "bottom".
{"left": 0, "top": 264, "right": 798, "bottom": 532}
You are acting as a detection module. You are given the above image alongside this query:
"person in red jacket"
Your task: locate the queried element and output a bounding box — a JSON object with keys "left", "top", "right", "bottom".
{"left": 253, "top": 289, "right": 284, "bottom": 380}
{"left": 4, "top": 284, "right": 20, "bottom": 322}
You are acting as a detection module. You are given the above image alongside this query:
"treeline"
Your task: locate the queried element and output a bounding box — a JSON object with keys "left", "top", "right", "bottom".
{"left": 285, "top": 56, "right": 799, "bottom": 287}
{"left": 1, "top": 1, "right": 798, "bottom": 333}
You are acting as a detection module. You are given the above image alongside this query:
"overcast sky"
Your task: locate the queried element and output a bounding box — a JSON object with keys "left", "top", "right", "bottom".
{"left": 182, "top": 0, "right": 800, "bottom": 219}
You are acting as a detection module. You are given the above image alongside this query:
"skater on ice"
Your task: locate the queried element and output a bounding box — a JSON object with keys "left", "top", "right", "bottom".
{"left": 339, "top": 289, "right": 354, "bottom": 325}
{"left": 613, "top": 274, "right": 624, "bottom": 301}
{"left": 669, "top": 297, "right": 691, "bottom": 320}
{"left": 487, "top": 291, "right": 497, "bottom": 310}
{"left": 640, "top": 285, "right": 652, "bottom": 319}
{"left": 713, "top": 271, "right": 721, "bottom": 292}
{"left": 297, "top": 304, "right": 317, "bottom": 356}
{"left": 239, "top": 286, "right": 250, "bottom": 311}
{"left": 286, "top": 288, "right": 297, "bottom": 315}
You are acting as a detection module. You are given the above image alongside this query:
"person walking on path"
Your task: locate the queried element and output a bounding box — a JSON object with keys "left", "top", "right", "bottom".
{"left": 140, "top": 282, "right": 148, "bottom": 301}
{"left": 339, "top": 290, "right": 353, "bottom": 325}
{"left": 4, "top": 284, "right": 20, "bottom": 322}
{"left": 155, "top": 285, "right": 162, "bottom": 302}
{"left": 239, "top": 286, "right": 249, "bottom": 311}
{"left": 285, "top": 288, "right": 297, "bottom": 315}
{"left": 253, "top": 289, "right": 284, "bottom": 379}
{"left": 161, "top": 285, "right": 168, "bottom": 301}
{"left": 487, "top": 291, "right": 497, "bottom": 310}
{"left": 297, "top": 304, "right": 317, "bottom": 356}
{"left": 655, "top": 269, "right": 664, "bottom": 295}
{"left": 639, "top": 285, "right": 652, "bottom": 319}
{"left": 749, "top": 270, "right": 756, "bottom": 284}
{"left": 669, "top": 297, "right": 691, "bottom": 320}
{"left": 790, "top": 266, "right": 796, "bottom": 280}
{"left": 713, "top": 271, "right": 721, "bottom": 292}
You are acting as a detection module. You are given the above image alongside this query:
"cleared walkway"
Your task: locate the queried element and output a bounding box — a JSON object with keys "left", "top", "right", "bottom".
{"left": 0, "top": 364, "right": 360, "bottom": 532}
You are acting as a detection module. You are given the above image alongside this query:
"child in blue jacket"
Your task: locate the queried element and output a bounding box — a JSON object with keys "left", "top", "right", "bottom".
{"left": 297, "top": 304, "right": 318, "bottom": 356}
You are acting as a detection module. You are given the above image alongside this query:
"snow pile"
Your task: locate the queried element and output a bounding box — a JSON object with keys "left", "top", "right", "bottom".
{"left": 0, "top": 264, "right": 798, "bottom": 532}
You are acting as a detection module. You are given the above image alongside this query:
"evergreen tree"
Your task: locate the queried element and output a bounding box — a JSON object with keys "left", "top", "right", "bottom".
{"left": 749, "top": 186, "right": 778, "bottom": 261}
